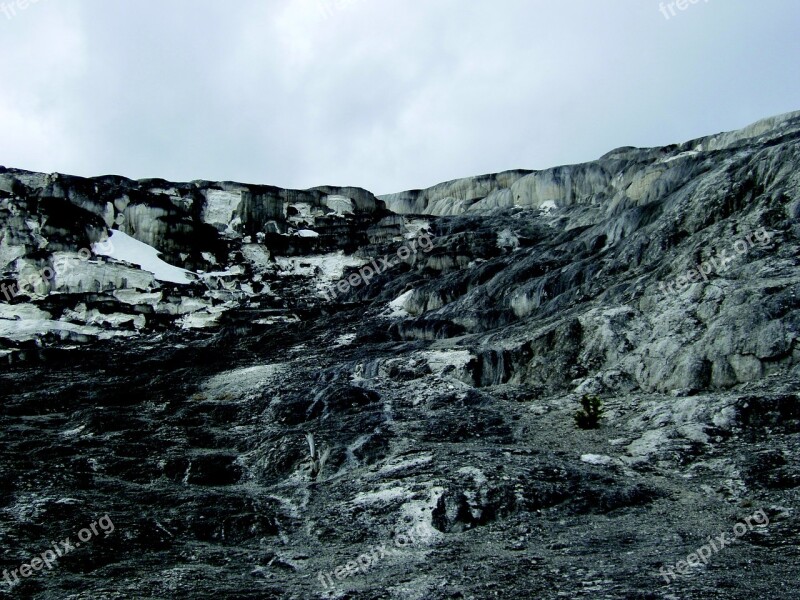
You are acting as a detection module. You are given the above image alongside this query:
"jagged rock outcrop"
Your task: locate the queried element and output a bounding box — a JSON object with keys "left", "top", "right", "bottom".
{"left": 0, "top": 171, "right": 406, "bottom": 346}
{"left": 380, "top": 110, "right": 800, "bottom": 217}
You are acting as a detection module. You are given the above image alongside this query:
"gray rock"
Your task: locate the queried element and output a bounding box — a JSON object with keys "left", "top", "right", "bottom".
{"left": 1, "top": 110, "right": 799, "bottom": 599}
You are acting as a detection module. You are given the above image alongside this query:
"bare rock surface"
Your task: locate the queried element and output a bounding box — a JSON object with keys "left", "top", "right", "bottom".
{"left": 1, "top": 111, "right": 799, "bottom": 598}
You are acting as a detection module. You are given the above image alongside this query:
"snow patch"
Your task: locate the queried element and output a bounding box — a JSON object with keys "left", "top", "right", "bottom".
{"left": 179, "top": 311, "right": 223, "bottom": 330}
{"left": 0, "top": 237, "right": 26, "bottom": 268}
{"left": 0, "top": 318, "right": 134, "bottom": 343}
{"left": 497, "top": 228, "right": 520, "bottom": 250}
{"left": 333, "top": 333, "right": 357, "bottom": 347}
{"left": 0, "top": 303, "right": 52, "bottom": 321}
{"left": 324, "top": 195, "right": 355, "bottom": 216}
{"left": 384, "top": 289, "right": 414, "bottom": 318}
{"left": 63, "top": 304, "right": 146, "bottom": 330}
{"left": 662, "top": 150, "right": 700, "bottom": 164}
{"left": 421, "top": 350, "right": 473, "bottom": 375}
{"left": 112, "top": 290, "right": 163, "bottom": 307}
{"left": 398, "top": 485, "right": 445, "bottom": 542}
{"left": 290, "top": 203, "right": 313, "bottom": 219}
{"left": 539, "top": 200, "right": 557, "bottom": 213}
{"left": 203, "top": 190, "right": 242, "bottom": 228}
{"left": 92, "top": 230, "right": 194, "bottom": 284}
{"left": 403, "top": 218, "right": 431, "bottom": 240}
{"left": 241, "top": 244, "right": 272, "bottom": 273}
{"left": 275, "top": 252, "right": 369, "bottom": 294}
{"left": 60, "top": 425, "right": 86, "bottom": 438}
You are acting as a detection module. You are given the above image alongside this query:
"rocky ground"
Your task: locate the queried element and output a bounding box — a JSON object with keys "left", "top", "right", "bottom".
{"left": 1, "top": 312, "right": 798, "bottom": 599}
{"left": 1, "top": 112, "right": 799, "bottom": 598}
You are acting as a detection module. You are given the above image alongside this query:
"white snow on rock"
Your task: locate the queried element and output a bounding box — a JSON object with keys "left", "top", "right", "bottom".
{"left": 384, "top": 289, "right": 414, "bottom": 318}
{"left": 296, "top": 229, "right": 320, "bottom": 238}
{"left": 398, "top": 485, "right": 445, "bottom": 542}
{"left": 288, "top": 203, "right": 316, "bottom": 226}
{"left": 275, "top": 252, "right": 369, "bottom": 292}
{"left": 0, "top": 237, "right": 26, "bottom": 269}
{"left": 112, "top": 289, "right": 163, "bottom": 307}
{"left": 324, "top": 195, "right": 355, "bottom": 216}
{"left": 63, "top": 304, "right": 146, "bottom": 330}
{"left": 179, "top": 310, "right": 223, "bottom": 330}
{"left": 0, "top": 317, "right": 134, "bottom": 343}
{"left": 333, "top": 333, "right": 357, "bottom": 347}
{"left": 241, "top": 244, "right": 272, "bottom": 273}
{"left": 174, "top": 297, "right": 212, "bottom": 316}
{"left": 202, "top": 190, "right": 242, "bottom": 229}
{"left": 254, "top": 313, "right": 300, "bottom": 326}
{"left": 198, "top": 265, "right": 246, "bottom": 282}
{"left": 60, "top": 425, "right": 86, "bottom": 439}
{"left": 662, "top": 150, "right": 700, "bottom": 163}
{"left": 253, "top": 310, "right": 300, "bottom": 325}
{"left": 0, "top": 303, "right": 52, "bottom": 321}
{"left": 92, "top": 230, "right": 194, "bottom": 284}
{"left": 539, "top": 199, "right": 557, "bottom": 213}
{"left": 497, "top": 228, "right": 520, "bottom": 250}
{"left": 403, "top": 218, "right": 431, "bottom": 240}
{"left": 50, "top": 254, "right": 156, "bottom": 294}
{"left": 421, "top": 349, "right": 473, "bottom": 375}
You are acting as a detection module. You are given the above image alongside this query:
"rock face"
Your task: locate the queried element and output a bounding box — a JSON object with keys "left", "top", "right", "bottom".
{"left": 379, "top": 110, "right": 800, "bottom": 216}
{"left": 1, "top": 111, "right": 799, "bottom": 599}
{"left": 0, "top": 171, "right": 402, "bottom": 344}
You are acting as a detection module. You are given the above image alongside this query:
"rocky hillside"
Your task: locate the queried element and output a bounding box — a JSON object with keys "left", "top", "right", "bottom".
{"left": 0, "top": 112, "right": 799, "bottom": 599}
{"left": 0, "top": 171, "right": 404, "bottom": 347}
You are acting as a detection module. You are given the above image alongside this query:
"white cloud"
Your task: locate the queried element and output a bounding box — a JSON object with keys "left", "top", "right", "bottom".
{"left": 0, "top": 0, "right": 798, "bottom": 193}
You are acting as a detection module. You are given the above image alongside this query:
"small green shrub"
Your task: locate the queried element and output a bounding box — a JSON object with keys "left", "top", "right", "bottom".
{"left": 574, "top": 394, "right": 603, "bottom": 429}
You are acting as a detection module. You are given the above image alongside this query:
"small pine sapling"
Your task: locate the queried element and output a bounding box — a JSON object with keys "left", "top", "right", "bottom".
{"left": 574, "top": 394, "right": 603, "bottom": 429}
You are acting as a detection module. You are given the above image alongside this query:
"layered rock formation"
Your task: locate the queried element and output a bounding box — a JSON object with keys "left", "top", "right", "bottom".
{"left": 1, "top": 112, "right": 799, "bottom": 599}
{"left": 0, "top": 171, "right": 403, "bottom": 346}
{"left": 379, "top": 110, "right": 800, "bottom": 217}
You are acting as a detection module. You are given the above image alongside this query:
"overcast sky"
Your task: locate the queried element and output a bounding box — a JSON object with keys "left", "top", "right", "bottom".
{"left": 0, "top": 0, "right": 798, "bottom": 194}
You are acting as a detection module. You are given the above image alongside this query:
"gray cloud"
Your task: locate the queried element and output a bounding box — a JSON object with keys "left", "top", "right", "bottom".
{"left": 1, "top": 0, "right": 798, "bottom": 194}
